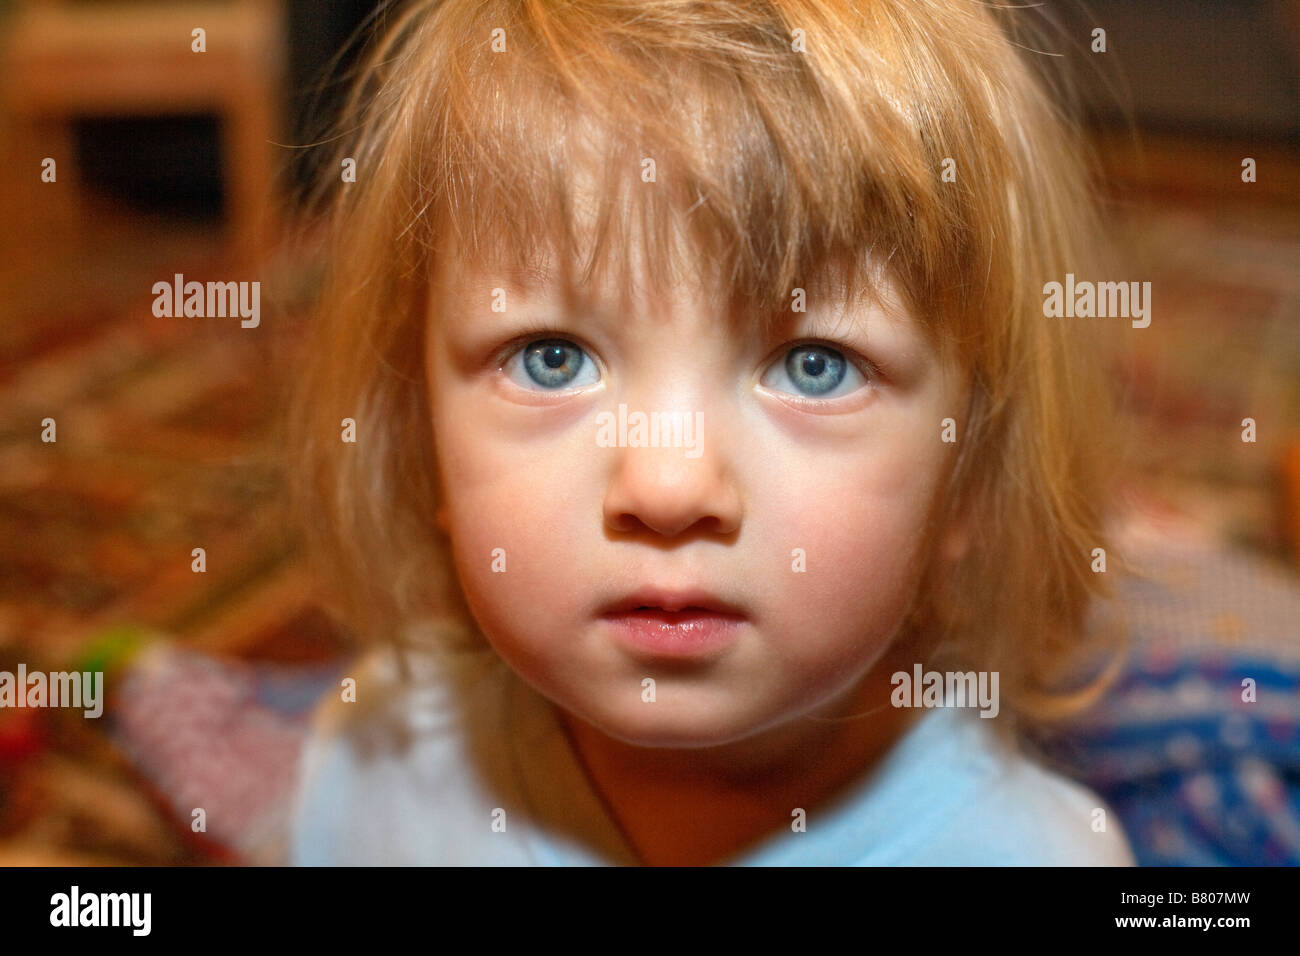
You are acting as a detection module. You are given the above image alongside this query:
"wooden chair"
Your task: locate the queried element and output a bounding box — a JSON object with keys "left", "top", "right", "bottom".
{"left": 0, "top": 0, "right": 286, "bottom": 270}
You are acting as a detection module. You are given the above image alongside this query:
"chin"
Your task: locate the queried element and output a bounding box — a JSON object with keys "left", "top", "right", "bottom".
{"left": 570, "top": 695, "right": 771, "bottom": 749}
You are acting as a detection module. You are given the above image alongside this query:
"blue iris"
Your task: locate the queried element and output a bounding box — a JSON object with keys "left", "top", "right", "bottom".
{"left": 524, "top": 340, "right": 586, "bottom": 388}
{"left": 785, "top": 345, "right": 846, "bottom": 396}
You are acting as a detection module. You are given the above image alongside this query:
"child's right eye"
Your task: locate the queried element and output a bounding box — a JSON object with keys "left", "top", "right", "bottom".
{"left": 504, "top": 338, "right": 601, "bottom": 390}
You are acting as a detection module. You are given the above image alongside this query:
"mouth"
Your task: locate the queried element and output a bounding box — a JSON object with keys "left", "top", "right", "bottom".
{"left": 599, "top": 588, "right": 747, "bottom": 660}
{"left": 600, "top": 588, "right": 747, "bottom": 618}
{"left": 609, "top": 607, "right": 743, "bottom": 626}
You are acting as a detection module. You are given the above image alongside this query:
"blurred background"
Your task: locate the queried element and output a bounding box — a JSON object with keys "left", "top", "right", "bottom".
{"left": 0, "top": 0, "right": 1297, "bottom": 865}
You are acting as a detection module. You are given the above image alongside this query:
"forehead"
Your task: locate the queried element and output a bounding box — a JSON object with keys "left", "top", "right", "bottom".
{"left": 433, "top": 226, "right": 741, "bottom": 349}
{"left": 424, "top": 96, "right": 904, "bottom": 335}
{"left": 424, "top": 104, "right": 931, "bottom": 346}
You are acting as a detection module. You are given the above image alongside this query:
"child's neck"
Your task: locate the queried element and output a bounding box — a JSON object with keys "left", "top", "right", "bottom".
{"left": 556, "top": 637, "right": 926, "bottom": 866}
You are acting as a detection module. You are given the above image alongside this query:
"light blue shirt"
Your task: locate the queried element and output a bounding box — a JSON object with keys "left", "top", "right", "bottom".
{"left": 289, "top": 645, "right": 1135, "bottom": 866}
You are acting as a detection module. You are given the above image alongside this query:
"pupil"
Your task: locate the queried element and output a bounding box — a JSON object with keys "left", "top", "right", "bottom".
{"left": 801, "top": 352, "right": 827, "bottom": 376}
{"left": 543, "top": 346, "right": 567, "bottom": 369}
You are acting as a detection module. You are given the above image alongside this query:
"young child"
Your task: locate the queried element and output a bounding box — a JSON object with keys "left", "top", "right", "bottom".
{"left": 286, "top": 0, "right": 1136, "bottom": 866}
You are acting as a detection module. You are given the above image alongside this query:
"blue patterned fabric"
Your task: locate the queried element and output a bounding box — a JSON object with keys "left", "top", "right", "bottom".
{"left": 1037, "top": 530, "right": 1300, "bottom": 866}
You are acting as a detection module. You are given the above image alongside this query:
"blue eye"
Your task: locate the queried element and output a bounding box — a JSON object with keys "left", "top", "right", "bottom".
{"left": 505, "top": 338, "right": 599, "bottom": 390}
{"left": 761, "top": 344, "right": 866, "bottom": 398}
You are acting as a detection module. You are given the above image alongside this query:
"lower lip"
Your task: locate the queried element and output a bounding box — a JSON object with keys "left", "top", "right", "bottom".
{"left": 602, "top": 610, "right": 744, "bottom": 660}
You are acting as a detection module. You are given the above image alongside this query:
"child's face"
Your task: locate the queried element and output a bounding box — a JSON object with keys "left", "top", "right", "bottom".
{"left": 426, "top": 244, "right": 967, "bottom": 752}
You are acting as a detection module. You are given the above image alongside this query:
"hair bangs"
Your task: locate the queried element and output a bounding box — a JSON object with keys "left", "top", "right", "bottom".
{"left": 400, "top": 0, "right": 955, "bottom": 339}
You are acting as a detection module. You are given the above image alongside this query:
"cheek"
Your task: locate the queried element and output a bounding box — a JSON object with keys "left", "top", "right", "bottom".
{"left": 431, "top": 405, "right": 597, "bottom": 658}
{"left": 756, "top": 426, "right": 945, "bottom": 667}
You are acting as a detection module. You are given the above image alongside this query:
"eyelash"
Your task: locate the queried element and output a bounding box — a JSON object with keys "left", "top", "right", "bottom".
{"left": 489, "top": 322, "right": 587, "bottom": 369}
{"left": 772, "top": 337, "right": 884, "bottom": 385}
{"left": 492, "top": 328, "right": 883, "bottom": 393}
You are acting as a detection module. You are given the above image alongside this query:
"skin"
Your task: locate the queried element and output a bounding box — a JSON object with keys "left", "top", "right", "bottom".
{"left": 425, "top": 237, "right": 971, "bottom": 866}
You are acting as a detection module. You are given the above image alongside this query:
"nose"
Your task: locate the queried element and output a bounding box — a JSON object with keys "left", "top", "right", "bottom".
{"left": 602, "top": 419, "right": 743, "bottom": 539}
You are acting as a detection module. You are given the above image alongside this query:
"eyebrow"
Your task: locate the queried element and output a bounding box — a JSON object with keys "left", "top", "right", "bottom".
{"left": 475, "top": 267, "right": 629, "bottom": 315}
{"left": 458, "top": 257, "right": 912, "bottom": 351}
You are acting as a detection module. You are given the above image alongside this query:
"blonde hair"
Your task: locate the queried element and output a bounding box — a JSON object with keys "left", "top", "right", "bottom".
{"left": 289, "top": 0, "right": 1130, "bottom": 730}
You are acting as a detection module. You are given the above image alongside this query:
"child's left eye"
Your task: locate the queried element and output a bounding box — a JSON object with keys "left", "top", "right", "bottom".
{"left": 504, "top": 338, "right": 601, "bottom": 390}
{"left": 759, "top": 343, "right": 869, "bottom": 399}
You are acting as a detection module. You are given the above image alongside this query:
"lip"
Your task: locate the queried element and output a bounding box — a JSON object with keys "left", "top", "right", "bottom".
{"left": 600, "top": 588, "right": 747, "bottom": 661}
{"left": 600, "top": 587, "right": 746, "bottom": 617}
